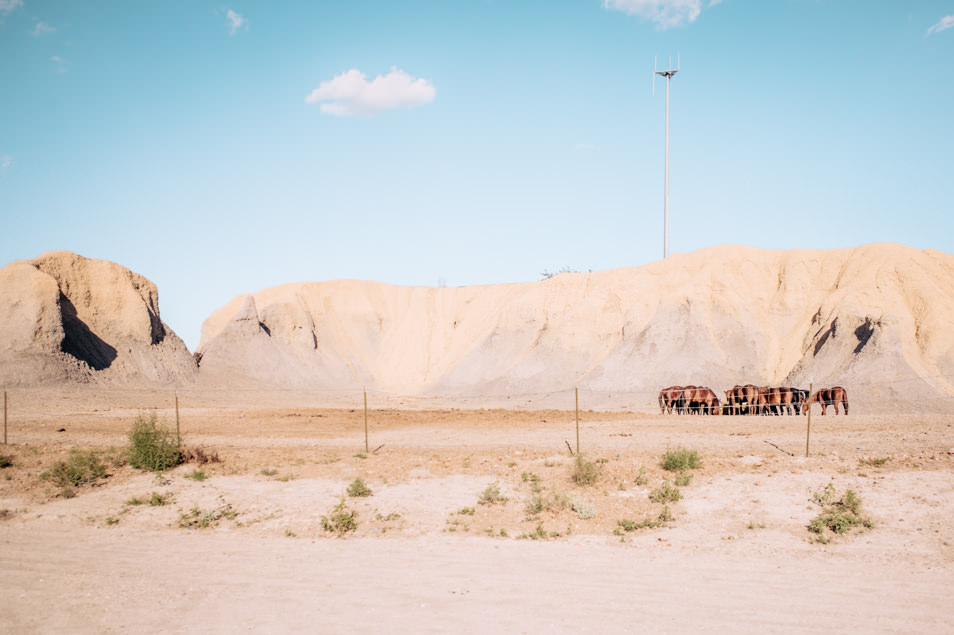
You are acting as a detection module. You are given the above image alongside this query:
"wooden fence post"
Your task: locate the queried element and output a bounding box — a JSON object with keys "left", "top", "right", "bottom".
{"left": 575, "top": 386, "right": 580, "bottom": 455}
{"left": 805, "top": 382, "right": 813, "bottom": 457}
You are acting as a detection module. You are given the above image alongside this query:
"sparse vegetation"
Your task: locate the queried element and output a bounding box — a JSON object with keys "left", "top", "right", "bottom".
{"left": 260, "top": 467, "right": 278, "bottom": 476}
{"left": 540, "top": 266, "right": 579, "bottom": 280}
{"left": 674, "top": 471, "right": 693, "bottom": 487}
{"left": 634, "top": 466, "right": 648, "bottom": 486}
{"left": 649, "top": 480, "right": 682, "bottom": 504}
{"left": 347, "top": 478, "right": 373, "bottom": 497}
{"left": 570, "top": 454, "right": 601, "bottom": 486}
{"left": 149, "top": 491, "right": 174, "bottom": 506}
{"left": 524, "top": 491, "right": 566, "bottom": 517}
{"left": 180, "top": 446, "right": 221, "bottom": 465}
{"left": 661, "top": 447, "right": 702, "bottom": 472}
{"left": 568, "top": 494, "right": 595, "bottom": 520}
{"left": 516, "top": 522, "right": 563, "bottom": 540}
{"left": 808, "top": 484, "right": 873, "bottom": 543}
{"left": 0, "top": 455, "right": 13, "bottom": 468}
{"left": 128, "top": 412, "right": 182, "bottom": 472}
{"left": 184, "top": 470, "right": 206, "bottom": 481}
{"left": 614, "top": 506, "right": 674, "bottom": 535}
{"left": 478, "top": 481, "right": 509, "bottom": 505}
{"left": 321, "top": 498, "right": 357, "bottom": 536}
{"left": 457, "top": 507, "right": 475, "bottom": 515}
{"left": 179, "top": 504, "right": 237, "bottom": 529}
{"left": 40, "top": 450, "right": 108, "bottom": 496}
{"left": 858, "top": 456, "right": 891, "bottom": 467}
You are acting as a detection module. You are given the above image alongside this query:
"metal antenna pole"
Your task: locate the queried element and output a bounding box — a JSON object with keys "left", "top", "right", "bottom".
{"left": 654, "top": 60, "right": 679, "bottom": 259}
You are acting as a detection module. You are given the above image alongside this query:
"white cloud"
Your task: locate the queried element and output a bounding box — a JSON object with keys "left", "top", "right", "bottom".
{"left": 50, "top": 55, "right": 69, "bottom": 73}
{"left": 604, "top": 0, "right": 720, "bottom": 29}
{"left": 0, "top": 0, "right": 23, "bottom": 15}
{"left": 226, "top": 9, "right": 247, "bottom": 35}
{"left": 927, "top": 14, "right": 954, "bottom": 35}
{"left": 32, "top": 21, "right": 56, "bottom": 36}
{"left": 305, "top": 67, "right": 436, "bottom": 117}
{"left": 0, "top": 154, "right": 12, "bottom": 169}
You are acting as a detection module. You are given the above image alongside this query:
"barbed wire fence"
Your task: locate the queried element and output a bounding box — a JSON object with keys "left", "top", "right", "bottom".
{"left": 3, "top": 375, "right": 953, "bottom": 460}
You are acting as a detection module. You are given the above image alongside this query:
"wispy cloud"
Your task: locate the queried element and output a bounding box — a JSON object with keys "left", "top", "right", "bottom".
{"left": 226, "top": 9, "right": 247, "bottom": 35}
{"left": 0, "top": 0, "right": 23, "bottom": 15}
{"left": 0, "top": 154, "right": 12, "bottom": 169}
{"left": 604, "top": 0, "right": 720, "bottom": 29}
{"left": 574, "top": 143, "right": 599, "bottom": 153}
{"left": 50, "top": 56, "right": 69, "bottom": 73}
{"left": 305, "top": 67, "right": 436, "bottom": 117}
{"left": 927, "top": 14, "right": 954, "bottom": 36}
{"left": 32, "top": 21, "right": 56, "bottom": 36}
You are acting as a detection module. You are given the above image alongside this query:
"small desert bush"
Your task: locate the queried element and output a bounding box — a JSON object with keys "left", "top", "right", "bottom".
{"left": 858, "top": 456, "right": 890, "bottom": 467}
{"left": 661, "top": 447, "right": 702, "bottom": 472}
{"left": 634, "top": 466, "right": 648, "bottom": 486}
{"left": 321, "top": 498, "right": 357, "bottom": 536}
{"left": 0, "top": 455, "right": 13, "bottom": 469}
{"left": 649, "top": 480, "right": 682, "bottom": 504}
{"left": 525, "top": 491, "right": 566, "bottom": 516}
{"left": 516, "top": 522, "right": 563, "bottom": 541}
{"left": 808, "top": 484, "right": 873, "bottom": 543}
{"left": 674, "top": 471, "right": 693, "bottom": 487}
{"left": 260, "top": 467, "right": 278, "bottom": 476}
{"left": 614, "top": 506, "right": 674, "bottom": 535}
{"left": 347, "top": 478, "right": 373, "bottom": 497}
{"left": 179, "top": 504, "right": 237, "bottom": 529}
{"left": 41, "top": 450, "right": 108, "bottom": 495}
{"left": 568, "top": 494, "right": 595, "bottom": 520}
{"left": 478, "top": 481, "right": 509, "bottom": 505}
{"left": 128, "top": 412, "right": 182, "bottom": 471}
{"left": 570, "top": 455, "right": 601, "bottom": 486}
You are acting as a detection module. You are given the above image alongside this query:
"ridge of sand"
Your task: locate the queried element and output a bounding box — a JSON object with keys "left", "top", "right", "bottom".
{"left": 195, "top": 243, "right": 954, "bottom": 408}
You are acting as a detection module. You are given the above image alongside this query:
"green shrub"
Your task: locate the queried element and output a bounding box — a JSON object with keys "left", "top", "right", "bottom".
{"left": 0, "top": 455, "right": 13, "bottom": 468}
{"left": 661, "top": 447, "right": 702, "bottom": 472}
{"left": 478, "top": 481, "right": 509, "bottom": 505}
{"left": 185, "top": 470, "right": 206, "bottom": 481}
{"left": 41, "top": 450, "right": 108, "bottom": 494}
{"left": 128, "top": 412, "right": 182, "bottom": 471}
{"left": 808, "top": 485, "right": 873, "bottom": 542}
{"left": 347, "top": 478, "right": 373, "bottom": 497}
{"left": 179, "top": 504, "right": 237, "bottom": 529}
{"left": 570, "top": 455, "right": 601, "bottom": 486}
{"left": 674, "top": 471, "right": 693, "bottom": 487}
{"left": 649, "top": 480, "right": 682, "bottom": 504}
{"left": 321, "top": 498, "right": 357, "bottom": 536}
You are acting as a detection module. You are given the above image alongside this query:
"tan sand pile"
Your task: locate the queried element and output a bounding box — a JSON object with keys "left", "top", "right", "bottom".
{"left": 196, "top": 243, "right": 954, "bottom": 410}
{"left": 0, "top": 251, "right": 195, "bottom": 387}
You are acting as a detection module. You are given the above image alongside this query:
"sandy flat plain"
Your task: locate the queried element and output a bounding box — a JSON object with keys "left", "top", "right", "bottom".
{"left": 1, "top": 389, "right": 953, "bottom": 633}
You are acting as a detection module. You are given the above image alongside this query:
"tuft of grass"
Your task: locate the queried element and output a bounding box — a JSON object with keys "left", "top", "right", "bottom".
{"left": 184, "top": 470, "right": 206, "bottom": 481}
{"left": 478, "top": 481, "right": 509, "bottom": 505}
{"left": 661, "top": 447, "right": 702, "bottom": 472}
{"left": 570, "top": 454, "right": 601, "bottom": 486}
{"left": 149, "top": 491, "right": 174, "bottom": 506}
{"left": 260, "top": 467, "right": 278, "bottom": 476}
{"left": 649, "top": 480, "right": 682, "bottom": 504}
{"left": 634, "top": 466, "right": 648, "bottom": 486}
{"left": 0, "top": 455, "right": 13, "bottom": 468}
{"left": 126, "top": 495, "right": 145, "bottom": 506}
{"left": 179, "top": 504, "right": 237, "bottom": 529}
{"left": 524, "top": 491, "right": 566, "bottom": 517}
{"left": 353, "top": 453, "right": 367, "bottom": 460}
{"left": 347, "top": 478, "right": 373, "bottom": 498}
{"left": 457, "top": 507, "right": 475, "bottom": 516}
{"left": 808, "top": 485, "right": 873, "bottom": 543}
{"left": 128, "top": 412, "right": 182, "bottom": 472}
{"left": 858, "top": 456, "right": 891, "bottom": 467}
{"left": 516, "top": 522, "right": 562, "bottom": 541}
{"left": 674, "top": 471, "right": 693, "bottom": 487}
{"left": 40, "top": 450, "right": 108, "bottom": 496}
{"left": 321, "top": 498, "right": 357, "bottom": 536}
{"left": 105, "top": 516, "right": 119, "bottom": 526}
{"left": 614, "top": 506, "right": 674, "bottom": 535}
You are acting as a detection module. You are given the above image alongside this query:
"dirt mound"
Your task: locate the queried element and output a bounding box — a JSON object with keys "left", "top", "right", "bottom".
{"left": 0, "top": 251, "right": 196, "bottom": 387}
{"left": 196, "top": 243, "right": 954, "bottom": 409}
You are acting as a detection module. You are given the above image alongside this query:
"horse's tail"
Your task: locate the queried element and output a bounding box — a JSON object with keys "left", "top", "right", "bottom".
{"left": 842, "top": 391, "right": 849, "bottom": 415}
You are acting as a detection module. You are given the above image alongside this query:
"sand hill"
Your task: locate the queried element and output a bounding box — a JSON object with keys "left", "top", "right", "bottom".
{"left": 195, "top": 243, "right": 954, "bottom": 410}
{"left": 0, "top": 251, "right": 196, "bottom": 387}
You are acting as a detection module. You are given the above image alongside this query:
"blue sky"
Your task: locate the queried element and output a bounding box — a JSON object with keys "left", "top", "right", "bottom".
{"left": 2, "top": 1, "right": 953, "bottom": 350}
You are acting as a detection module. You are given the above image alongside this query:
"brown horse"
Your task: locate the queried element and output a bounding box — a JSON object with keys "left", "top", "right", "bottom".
{"left": 683, "top": 386, "right": 720, "bottom": 415}
{"left": 801, "top": 386, "right": 849, "bottom": 415}
{"left": 658, "top": 386, "right": 684, "bottom": 414}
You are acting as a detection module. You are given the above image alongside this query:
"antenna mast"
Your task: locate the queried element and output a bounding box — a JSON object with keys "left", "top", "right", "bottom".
{"left": 654, "top": 55, "right": 679, "bottom": 259}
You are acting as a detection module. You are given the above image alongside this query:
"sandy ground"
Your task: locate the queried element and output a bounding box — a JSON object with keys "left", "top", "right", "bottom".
{"left": 1, "top": 389, "right": 953, "bottom": 633}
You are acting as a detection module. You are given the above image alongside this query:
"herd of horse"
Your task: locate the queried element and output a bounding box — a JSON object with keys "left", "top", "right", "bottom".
{"left": 658, "top": 385, "right": 849, "bottom": 416}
